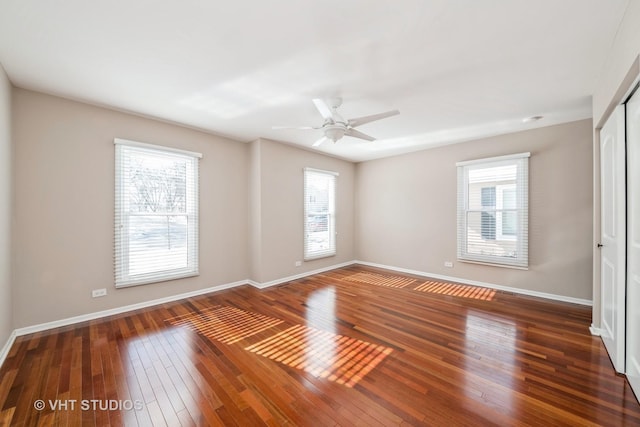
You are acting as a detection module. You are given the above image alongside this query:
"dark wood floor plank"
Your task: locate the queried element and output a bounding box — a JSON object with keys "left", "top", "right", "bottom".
{"left": 0, "top": 264, "right": 639, "bottom": 426}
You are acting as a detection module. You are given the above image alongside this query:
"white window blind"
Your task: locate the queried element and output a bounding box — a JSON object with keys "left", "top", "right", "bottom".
{"left": 457, "top": 152, "right": 529, "bottom": 268}
{"left": 304, "top": 168, "right": 337, "bottom": 260}
{"left": 114, "top": 139, "right": 201, "bottom": 287}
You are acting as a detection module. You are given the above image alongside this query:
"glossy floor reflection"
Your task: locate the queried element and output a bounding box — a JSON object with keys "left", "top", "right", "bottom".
{"left": 0, "top": 265, "right": 638, "bottom": 426}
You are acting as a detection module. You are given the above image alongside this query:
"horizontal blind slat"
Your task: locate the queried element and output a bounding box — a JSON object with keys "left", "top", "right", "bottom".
{"left": 457, "top": 155, "right": 528, "bottom": 268}
{"left": 115, "top": 141, "right": 200, "bottom": 287}
{"left": 304, "top": 169, "right": 337, "bottom": 260}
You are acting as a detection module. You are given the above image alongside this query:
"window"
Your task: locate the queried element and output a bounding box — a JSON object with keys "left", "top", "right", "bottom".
{"left": 304, "top": 168, "right": 337, "bottom": 260}
{"left": 457, "top": 152, "right": 529, "bottom": 268}
{"left": 114, "top": 139, "right": 201, "bottom": 287}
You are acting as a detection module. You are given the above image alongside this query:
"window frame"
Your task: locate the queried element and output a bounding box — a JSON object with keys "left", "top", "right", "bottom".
{"left": 495, "top": 183, "right": 517, "bottom": 241}
{"left": 456, "top": 152, "right": 529, "bottom": 269}
{"left": 303, "top": 167, "right": 338, "bottom": 261}
{"left": 114, "top": 138, "right": 202, "bottom": 288}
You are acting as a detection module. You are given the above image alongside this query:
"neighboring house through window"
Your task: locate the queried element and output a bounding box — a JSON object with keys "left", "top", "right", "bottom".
{"left": 114, "top": 139, "right": 201, "bottom": 287}
{"left": 457, "top": 152, "right": 529, "bottom": 268}
{"left": 304, "top": 167, "right": 337, "bottom": 260}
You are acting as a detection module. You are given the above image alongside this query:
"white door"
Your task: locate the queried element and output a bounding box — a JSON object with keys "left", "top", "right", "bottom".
{"left": 626, "top": 88, "right": 640, "bottom": 396}
{"left": 600, "top": 105, "right": 626, "bottom": 373}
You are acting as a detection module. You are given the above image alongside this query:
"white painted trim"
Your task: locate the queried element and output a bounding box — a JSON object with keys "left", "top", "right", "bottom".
{"left": 628, "top": 375, "right": 640, "bottom": 403}
{"left": 355, "top": 260, "right": 593, "bottom": 306}
{"left": 456, "top": 151, "right": 530, "bottom": 166}
{"left": 249, "top": 261, "right": 357, "bottom": 289}
{"left": 10, "top": 260, "right": 359, "bottom": 338}
{"left": 622, "top": 73, "right": 640, "bottom": 104}
{"left": 0, "top": 330, "right": 17, "bottom": 368}
{"left": 14, "top": 279, "right": 247, "bottom": 337}
{"left": 590, "top": 325, "right": 603, "bottom": 336}
{"left": 303, "top": 167, "right": 339, "bottom": 176}
{"left": 114, "top": 138, "right": 203, "bottom": 158}
{"left": 4, "top": 258, "right": 593, "bottom": 370}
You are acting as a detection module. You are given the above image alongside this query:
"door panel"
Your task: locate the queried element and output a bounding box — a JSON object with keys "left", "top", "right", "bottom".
{"left": 600, "top": 105, "right": 626, "bottom": 373}
{"left": 602, "top": 259, "right": 616, "bottom": 339}
{"left": 626, "top": 88, "right": 640, "bottom": 397}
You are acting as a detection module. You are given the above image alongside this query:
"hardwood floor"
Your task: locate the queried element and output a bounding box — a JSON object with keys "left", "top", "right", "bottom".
{"left": 1, "top": 264, "right": 639, "bottom": 426}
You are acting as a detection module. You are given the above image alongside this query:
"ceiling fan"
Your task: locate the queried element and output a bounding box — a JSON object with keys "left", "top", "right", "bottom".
{"left": 273, "top": 98, "right": 399, "bottom": 147}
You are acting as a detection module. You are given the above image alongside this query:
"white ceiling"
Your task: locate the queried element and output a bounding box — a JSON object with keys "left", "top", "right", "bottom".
{"left": 0, "top": 0, "right": 629, "bottom": 162}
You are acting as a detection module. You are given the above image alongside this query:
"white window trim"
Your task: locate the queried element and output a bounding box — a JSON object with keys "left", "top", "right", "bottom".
{"left": 456, "top": 152, "right": 530, "bottom": 167}
{"left": 114, "top": 138, "right": 203, "bottom": 158}
{"left": 114, "top": 139, "right": 202, "bottom": 288}
{"left": 303, "top": 167, "right": 338, "bottom": 261}
{"left": 496, "top": 183, "right": 517, "bottom": 242}
{"left": 457, "top": 152, "right": 529, "bottom": 269}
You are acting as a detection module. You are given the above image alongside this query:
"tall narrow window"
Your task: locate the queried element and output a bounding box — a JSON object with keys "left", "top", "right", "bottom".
{"left": 457, "top": 152, "right": 529, "bottom": 268}
{"left": 115, "top": 139, "right": 201, "bottom": 287}
{"left": 304, "top": 168, "right": 337, "bottom": 260}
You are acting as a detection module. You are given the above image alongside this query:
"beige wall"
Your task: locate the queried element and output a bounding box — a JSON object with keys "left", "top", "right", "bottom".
{"left": 248, "top": 140, "right": 262, "bottom": 280}
{"left": 590, "top": 2, "right": 640, "bottom": 328}
{"left": 250, "top": 138, "right": 355, "bottom": 283}
{"left": 0, "top": 65, "right": 12, "bottom": 344}
{"left": 6, "top": 86, "right": 594, "bottom": 329}
{"left": 12, "top": 89, "right": 249, "bottom": 328}
{"left": 356, "top": 119, "right": 593, "bottom": 300}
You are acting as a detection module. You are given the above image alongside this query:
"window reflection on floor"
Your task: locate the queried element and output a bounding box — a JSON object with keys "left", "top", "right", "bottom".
{"left": 304, "top": 287, "right": 337, "bottom": 331}
{"left": 463, "top": 313, "right": 516, "bottom": 411}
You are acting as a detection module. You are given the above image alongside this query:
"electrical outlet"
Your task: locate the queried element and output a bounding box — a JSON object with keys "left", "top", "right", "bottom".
{"left": 444, "top": 261, "right": 453, "bottom": 268}
{"left": 92, "top": 288, "right": 107, "bottom": 298}
{"left": 295, "top": 261, "right": 302, "bottom": 267}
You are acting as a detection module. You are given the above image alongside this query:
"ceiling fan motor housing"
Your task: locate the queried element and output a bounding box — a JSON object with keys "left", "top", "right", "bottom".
{"left": 273, "top": 98, "right": 399, "bottom": 146}
{"left": 324, "top": 124, "right": 346, "bottom": 142}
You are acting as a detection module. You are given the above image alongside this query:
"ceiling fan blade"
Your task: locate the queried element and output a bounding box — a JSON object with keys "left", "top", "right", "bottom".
{"left": 312, "top": 136, "right": 328, "bottom": 147}
{"left": 272, "top": 125, "right": 317, "bottom": 130}
{"left": 312, "top": 99, "right": 336, "bottom": 122}
{"left": 345, "top": 128, "right": 375, "bottom": 141}
{"left": 348, "top": 109, "right": 400, "bottom": 128}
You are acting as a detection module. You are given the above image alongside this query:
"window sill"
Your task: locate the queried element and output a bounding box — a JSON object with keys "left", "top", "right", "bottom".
{"left": 304, "top": 253, "right": 336, "bottom": 262}
{"left": 458, "top": 259, "right": 528, "bottom": 271}
{"left": 115, "top": 271, "right": 199, "bottom": 288}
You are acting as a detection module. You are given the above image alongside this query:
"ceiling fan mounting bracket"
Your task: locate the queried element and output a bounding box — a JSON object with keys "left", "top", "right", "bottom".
{"left": 326, "top": 97, "right": 342, "bottom": 110}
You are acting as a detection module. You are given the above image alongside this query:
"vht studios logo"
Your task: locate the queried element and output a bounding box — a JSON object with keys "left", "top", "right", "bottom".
{"left": 33, "top": 399, "right": 144, "bottom": 411}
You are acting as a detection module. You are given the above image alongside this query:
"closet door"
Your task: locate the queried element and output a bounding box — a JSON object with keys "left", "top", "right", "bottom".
{"left": 626, "top": 88, "right": 640, "bottom": 398}
{"left": 600, "top": 105, "right": 626, "bottom": 373}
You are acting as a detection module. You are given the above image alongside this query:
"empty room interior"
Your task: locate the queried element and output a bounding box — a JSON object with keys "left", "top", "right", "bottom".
{"left": 1, "top": 1, "right": 640, "bottom": 425}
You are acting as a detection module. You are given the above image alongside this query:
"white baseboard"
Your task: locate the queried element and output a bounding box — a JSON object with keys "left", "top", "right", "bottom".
{"left": 14, "top": 279, "right": 248, "bottom": 337}
{"left": 12, "top": 260, "right": 358, "bottom": 337}
{"left": 355, "top": 260, "right": 593, "bottom": 306}
{"left": 249, "top": 261, "right": 357, "bottom": 289}
{"left": 589, "top": 325, "right": 603, "bottom": 336}
{"left": 4, "top": 258, "right": 593, "bottom": 368}
{"left": 0, "top": 330, "right": 16, "bottom": 369}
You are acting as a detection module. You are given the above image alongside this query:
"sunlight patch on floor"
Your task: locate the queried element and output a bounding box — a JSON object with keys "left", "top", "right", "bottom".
{"left": 414, "top": 280, "right": 496, "bottom": 301}
{"left": 245, "top": 324, "right": 392, "bottom": 388}
{"left": 344, "top": 272, "right": 416, "bottom": 288}
{"left": 166, "top": 306, "right": 284, "bottom": 344}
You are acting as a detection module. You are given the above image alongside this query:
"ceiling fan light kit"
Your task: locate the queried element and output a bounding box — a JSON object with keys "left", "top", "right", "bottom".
{"left": 274, "top": 98, "right": 399, "bottom": 147}
{"left": 324, "top": 125, "right": 345, "bottom": 142}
